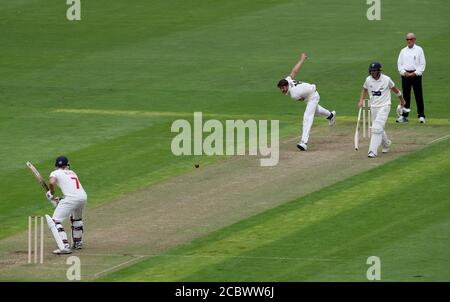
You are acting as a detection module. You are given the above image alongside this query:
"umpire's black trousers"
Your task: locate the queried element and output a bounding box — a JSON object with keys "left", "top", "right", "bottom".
{"left": 401, "top": 73, "right": 425, "bottom": 118}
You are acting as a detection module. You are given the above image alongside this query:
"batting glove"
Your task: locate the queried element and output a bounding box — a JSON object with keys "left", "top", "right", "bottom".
{"left": 46, "top": 190, "right": 53, "bottom": 201}
{"left": 396, "top": 105, "right": 403, "bottom": 117}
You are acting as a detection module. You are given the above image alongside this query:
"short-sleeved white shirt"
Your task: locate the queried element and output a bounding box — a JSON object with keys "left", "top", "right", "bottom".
{"left": 50, "top": 169, "right": 87, "bottom": 200}
{"left": 285, "top": 76, "right": 317, "bottom": 101}
{"left": 363, "top": 74, "right": 395, "bottom": 107}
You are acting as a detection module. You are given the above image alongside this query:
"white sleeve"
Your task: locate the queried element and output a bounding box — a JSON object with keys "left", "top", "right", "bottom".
{"left": 285, "top": 76, "right": 293, "bottom": 82}
{"left": 49, "top": 171, "right": 57, "bottom": 178}
{"left": 387, "top": 77, "right": 395, "bottom": 89}
{"left": 363, "top": 78, "right": 369, "bottom": 89}
{"left": 416, "top": 48, "right": 426, "bottom": 76}
{"left": 397, "top": 49, "right": 406, "bottom": 76}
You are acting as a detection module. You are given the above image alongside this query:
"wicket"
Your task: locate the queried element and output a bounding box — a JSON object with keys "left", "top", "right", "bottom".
{"left": 354, "top": 99, "right": 372, "bottom": 150}
{"left": 28, "top": 215, "right": 44, "bottom": 264}
{"left": 362, "top": 98, "right": 372, "bottom": 138}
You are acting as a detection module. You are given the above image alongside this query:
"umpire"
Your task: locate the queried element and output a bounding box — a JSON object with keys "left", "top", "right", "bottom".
{"left": 397, "top": 33, "right": 427, "bottom": 123}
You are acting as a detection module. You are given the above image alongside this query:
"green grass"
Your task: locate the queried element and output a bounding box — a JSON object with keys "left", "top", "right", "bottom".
{"left": 102, "top": 138, "right": 450, "bottom": 281}
{"left": 0, "top": 0, "right": 449, "bottom": 278}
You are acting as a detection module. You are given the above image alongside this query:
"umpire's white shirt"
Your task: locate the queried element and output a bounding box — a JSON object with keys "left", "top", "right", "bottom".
{"left": 285, "top": 76, "right": 317, "bottom": 101}
{"left": 397, "top": 44, "right": 426, "bottom": 76}
{"left": 363, "top": 74, "right": 395, "bottom": 108}
{"left": 50, "top": 169, "right": 87, "bottom": 201}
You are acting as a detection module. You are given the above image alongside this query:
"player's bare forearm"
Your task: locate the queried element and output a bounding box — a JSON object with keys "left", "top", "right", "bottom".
{"left": 289, "top": 53, "right": 308, "bottom": 78}
{"left": 289, "top": 61, "right": 303, "bottom": 78}
{"left": 49, "top": 177, "right": 56, "bottom": 194}
{"left": 391, "top": 87, "right": 406, "bottom": 106}
{"left": 358, "top": 89, "right": 367, "bottom": 107}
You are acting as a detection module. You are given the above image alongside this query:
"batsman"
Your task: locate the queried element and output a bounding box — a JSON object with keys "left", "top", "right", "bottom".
{"left": 359, "top": 62, "right": 406, "bottom": 158}
{"left": 45, "top": 156, "right": 87, "bottom": 254}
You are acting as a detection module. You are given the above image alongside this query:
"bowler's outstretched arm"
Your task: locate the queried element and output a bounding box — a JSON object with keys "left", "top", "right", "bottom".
{"left": 289, "top": 53, "right": 308, "bottom": 78}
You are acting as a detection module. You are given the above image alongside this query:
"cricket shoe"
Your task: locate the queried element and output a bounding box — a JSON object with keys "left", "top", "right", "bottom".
{"left": 419, "top": 117, "right": 426, "bottom": 124}
{"left": 296, "top": 142, "right": 307, "bottom": 151}
{"left": 396, "top": 116, "right": 408, "bottom": 123}
{"left": 53, "top": 244, "right": 72, "bottom": 255}
{"left": 368, "top": 151, "right": 377, "bottom": 158}
{"left": 327, "top": 111, "right": 336, "bottom": 126}
{"left": 382, "top": 140, "right": 392, "bottom": 153}
{"left": 72, "top": 241, "right": 83, "bottom": 250}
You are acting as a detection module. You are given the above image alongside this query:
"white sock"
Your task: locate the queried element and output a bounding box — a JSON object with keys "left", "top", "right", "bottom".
{"left": 316, "top": 105, "right": 331, "bottom": 117}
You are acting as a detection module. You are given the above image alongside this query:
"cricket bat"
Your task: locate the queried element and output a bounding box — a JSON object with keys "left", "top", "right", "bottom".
{"left": 354, "top": 107, "right": 362, "bottom": 150}
{"left": 26, "top": 161, "right": 50, "bottom": 192}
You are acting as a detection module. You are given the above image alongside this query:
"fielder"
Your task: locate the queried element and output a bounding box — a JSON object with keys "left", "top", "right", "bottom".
{"left": 45, "top": 156, "right": 87, "bottom": 254}
{"left": 359, "top": 62, "right": 406, "bottom": 158}
{"left": 277, "top": 53, "right": 336, "bottom": 151}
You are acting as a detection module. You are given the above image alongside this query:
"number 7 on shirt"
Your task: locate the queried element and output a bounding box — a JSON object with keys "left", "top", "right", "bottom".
{"left": 71, "top": 177, "right": 80, "bottom": 189}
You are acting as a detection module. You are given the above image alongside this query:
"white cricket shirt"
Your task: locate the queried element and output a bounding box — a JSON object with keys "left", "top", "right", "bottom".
{"left": 397, "top": 44, "right": 426, "bottom": 76}
{"left": 285, "top": 76, "right": 316, "bottom": 101}
{"left": 363, "top": 74, "right": 395, "bottom": 108}
{"left": 50, "top": 169, "right": 87, "bottom": 200}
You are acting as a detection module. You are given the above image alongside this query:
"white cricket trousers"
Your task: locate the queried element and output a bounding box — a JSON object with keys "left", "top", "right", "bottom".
{"left": 369, "top": 105, "right": 391, "bottom": 155}
{"left": 53, "top": 197, "right": 86, "bottom": 222}
{"left": 52, "top": 197, "right": 86, "bottom": 246}
{"left": 300, "top": 91, "right": 331, "bottom": 144}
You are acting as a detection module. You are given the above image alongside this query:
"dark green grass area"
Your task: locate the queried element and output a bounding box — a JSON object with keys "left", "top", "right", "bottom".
{"left": 103, "top": 139, "right": 450, "bottom": 281}
{"left": 1, "top": 0, "right": 450, "bottom": 239}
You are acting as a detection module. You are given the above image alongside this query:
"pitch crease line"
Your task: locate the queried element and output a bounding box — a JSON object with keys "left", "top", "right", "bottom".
{"left": 427, "top": 134, "right": 450, "bottom": 145}
{"left": 94, "top": 255, "right": 145, "bottom": 278}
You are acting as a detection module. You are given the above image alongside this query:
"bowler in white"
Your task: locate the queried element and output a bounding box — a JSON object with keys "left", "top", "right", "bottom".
{"left": 277, "top": 52, "right": 336, "bottom": 151}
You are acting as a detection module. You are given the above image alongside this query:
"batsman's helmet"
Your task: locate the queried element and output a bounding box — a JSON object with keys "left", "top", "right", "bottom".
{"left": 368, "top": 62, "right": 382, "bottom": 74}
{"left": 55, "top": 156, "right": 69, "bottom": 168}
